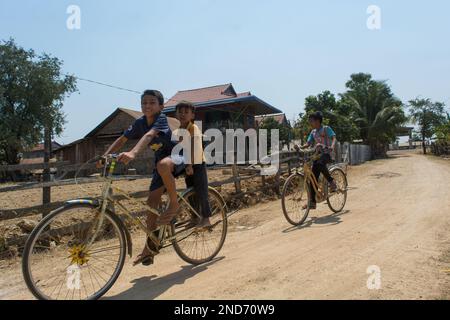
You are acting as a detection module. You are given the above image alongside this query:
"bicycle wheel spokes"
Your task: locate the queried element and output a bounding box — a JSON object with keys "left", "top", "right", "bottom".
{"left": 327, "top": 168, "right": 348, "bottom": 213}
{"left": 24, "top": 205, "right": 125, "bottom": 300}
{"left": 172, "top": 189, "right": 227, "bottom": 265}
{"left": 281, "top": 173, "right": 310, "bottom": 226}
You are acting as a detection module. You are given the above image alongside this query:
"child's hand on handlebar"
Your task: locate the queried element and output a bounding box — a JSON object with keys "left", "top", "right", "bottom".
{"left": 315, "top": 143, "right": 326, "bottom": 150}
{"left": 95, "top": 159, "right": 105, "bottom": 169}
{"left": 118, "top": 151, "right": 136, "bottom": 165}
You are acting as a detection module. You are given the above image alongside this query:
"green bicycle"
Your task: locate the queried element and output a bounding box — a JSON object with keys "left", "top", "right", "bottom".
{"left": 22, "top": 154, "right": 228, "bottom": 300}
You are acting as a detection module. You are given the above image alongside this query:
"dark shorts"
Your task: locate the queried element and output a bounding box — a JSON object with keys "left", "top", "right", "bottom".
{"left": 149, "top": 159, "right": 186, "bottom": 192}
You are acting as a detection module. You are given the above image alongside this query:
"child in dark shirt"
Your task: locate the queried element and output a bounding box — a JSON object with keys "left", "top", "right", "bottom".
{"left": 100, "top": 90, "right": 183, "bottom": 266}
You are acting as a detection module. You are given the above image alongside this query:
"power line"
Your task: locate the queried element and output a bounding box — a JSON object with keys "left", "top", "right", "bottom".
{"left": 66, "top": 73, "right": 142, "bottom": 94}
{"left": 65, "top": 74, "right": 441, "bottom": 128}
{"left": 66, "top": 73, "right": 263, "bottom": 117}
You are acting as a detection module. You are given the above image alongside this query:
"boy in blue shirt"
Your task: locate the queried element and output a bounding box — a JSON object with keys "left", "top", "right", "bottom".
{"left": 101, "top": 90, "right": 184, "bottom": 266}
{"left": 301, "top": 111, "right": 338, "bottom": 209}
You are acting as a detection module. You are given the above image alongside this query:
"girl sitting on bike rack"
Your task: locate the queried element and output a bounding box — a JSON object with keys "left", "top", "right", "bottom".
{"left": 301, "top": 111, "right": 338, "bottom": 210}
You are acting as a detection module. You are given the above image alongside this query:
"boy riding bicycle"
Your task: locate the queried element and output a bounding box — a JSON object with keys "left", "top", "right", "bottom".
{"left": 301, "top": 111, "right": 338, "bottom": 210}
{"left": 100, "top": 89, "right": 184, "bottom": 266}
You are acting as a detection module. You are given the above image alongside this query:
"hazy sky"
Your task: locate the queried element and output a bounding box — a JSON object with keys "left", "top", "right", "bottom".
{"left": 1, "top": 0, "right": 449, "bottom": 144}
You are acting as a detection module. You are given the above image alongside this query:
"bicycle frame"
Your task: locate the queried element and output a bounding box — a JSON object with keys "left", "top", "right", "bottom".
{"left": 84, "top": 157, "right": 206, "bottom": 252}
{"left": 297, "top": 152, "right": 327, "bottom": 203}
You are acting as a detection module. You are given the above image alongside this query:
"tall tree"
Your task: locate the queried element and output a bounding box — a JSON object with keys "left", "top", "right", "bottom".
{"left": 340, "top": 73, "right": 406, "bottom": 158}
{"left": 302, "top": 90, "right": 359, "bottom": 143}
{"left": 0, "top": 39, "right": 77, "bottom": 165}
{"left": 435, "top": 113, "right": 450, "bottom": 141}
{"left": 258, "top": 117, "right": 291, "bottom": 149}
{"left": 408, "top": 98, "right": 447, "bottom": 154}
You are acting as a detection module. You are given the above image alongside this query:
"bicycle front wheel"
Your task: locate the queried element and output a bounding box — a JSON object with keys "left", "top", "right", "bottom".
{"left": 327, "top": 167, "right": 348, "bottom": 213}
{"left": 22, "top": 203, "right": 127, "bottom": 300}
{"left": 281, "top": 173, "right": 310, "bottom": 226}
{"left": 172, "top": 187, "right": 227, "bottom": 265}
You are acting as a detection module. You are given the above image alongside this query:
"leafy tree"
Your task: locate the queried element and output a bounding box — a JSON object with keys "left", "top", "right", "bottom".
{"left": 302, "top": 90, "right": 359, "bottom": 143}
{"left": 435, "top": 113, "right": 450, "bottom": 141}
{"left": 340, "top": 73, "right": 406, "bottom": 158}
{"left": 258, "top": 116, "right": 291, "bottom": 149}
{"left": 0, "top": 39, "right": 77, "bottom": 164}
{"left": 408, "top": 98, "right": 447, "bottom": 154}
{"left": 292, "top": 112, "right": 309, "bottom": 144}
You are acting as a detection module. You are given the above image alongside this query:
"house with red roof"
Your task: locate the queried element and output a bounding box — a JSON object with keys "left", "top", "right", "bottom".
{"left": 163, "top": 83, "right": 282, "bottom": 131}
{"left": 254, "top": 113, "right": 291, "bottom": 128}
{"left": 57, "top": 83, "right": 282, "bottom": 172}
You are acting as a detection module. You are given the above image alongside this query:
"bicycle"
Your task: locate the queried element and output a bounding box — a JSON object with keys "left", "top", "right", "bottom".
{"left": 281, "top": 147, "right": 348, "bottom": 226}
{"left": 21, "top": 154, "right": 228, "bottom": 300}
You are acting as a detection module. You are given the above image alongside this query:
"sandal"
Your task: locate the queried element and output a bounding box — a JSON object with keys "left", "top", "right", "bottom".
{"left": 302, "top": 203, "right": 316, "bottom": 210}
{"left": 132, "top": 237, "right": 159, "bottom": 266}
{"left": 133, "top": 254, "right": 154, "bottom": 266}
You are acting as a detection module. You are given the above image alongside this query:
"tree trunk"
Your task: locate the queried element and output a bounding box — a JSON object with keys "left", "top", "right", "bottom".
{"left": 422, "top": 136, "right": 426, "bottom": 155}
{"left": 5, "top": 144, "right": 20, "bottom": 181}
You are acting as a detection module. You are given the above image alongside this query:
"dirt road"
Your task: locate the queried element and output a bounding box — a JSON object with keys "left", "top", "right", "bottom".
{"left": 1, "top": 150, "right": 450, "bottom": 299}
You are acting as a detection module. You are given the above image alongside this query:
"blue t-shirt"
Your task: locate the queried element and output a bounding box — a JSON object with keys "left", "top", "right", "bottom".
{"left": 307, "top": 126, "right": 336, "bottom": 151}
{"left": 123, "top": 113, "right": 177, "bottom": 163}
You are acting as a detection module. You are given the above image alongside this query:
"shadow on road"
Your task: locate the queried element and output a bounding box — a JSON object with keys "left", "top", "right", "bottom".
{"left": 386, "top": 152, "right": 413, "bottom": 159}
{"left": 370, "top": 171, "right": 402, "bottom": 179}
{"left": 104, "top": 256, "right": 225, "bottom": 300}
{"left": 282, "top": 210, "right": 350, "bottom": 233}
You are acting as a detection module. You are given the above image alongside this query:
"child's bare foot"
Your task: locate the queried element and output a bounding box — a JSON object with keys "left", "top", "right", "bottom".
{"left": 133, "top": 251, "right": 154, "bottom": 266}
{"left": 133, "top": 238, "right": 158, "bottom": 266}
{"left": 196, "top": 217, "right": 212, "bottom": 229}
{"left": 156, "top": 204, "right": 181, "bottom": 225}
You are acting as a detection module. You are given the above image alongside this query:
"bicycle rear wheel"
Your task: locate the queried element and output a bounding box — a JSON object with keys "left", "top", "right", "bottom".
{"left": 172, "top": 187, "right": 227, "bottom": 265}
{"left": 327, "top": 167, "right": 348, "bottom": 213}
{"left": 22, "top": 204, "right": 126, "bottom": 300}
{"left": 281, "top": 173, "right": 310, "bottom": 226}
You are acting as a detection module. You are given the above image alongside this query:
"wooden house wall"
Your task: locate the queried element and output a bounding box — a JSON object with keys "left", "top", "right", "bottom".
{"left": 96, "top": 112, "right": 137, "bottom": 137}
{"left": 58, "top": 137, "right": 155, "bottom": 175}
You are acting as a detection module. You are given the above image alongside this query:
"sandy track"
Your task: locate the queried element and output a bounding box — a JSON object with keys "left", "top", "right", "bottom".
{"left": 1, "top": 150, "right": 450, "bottom": 299}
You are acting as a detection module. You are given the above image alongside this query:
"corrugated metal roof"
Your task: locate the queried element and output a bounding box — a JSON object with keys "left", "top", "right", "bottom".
{"left": 165, "top": 83, "right": 240, "bottom": 107}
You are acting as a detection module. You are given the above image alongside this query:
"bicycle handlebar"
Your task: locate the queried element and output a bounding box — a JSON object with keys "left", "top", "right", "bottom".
{"left": 88, "top": 154, "right": 120, "bottom": 164}
{"left": 299, "top": 145, "right": 331, "bottom": 154}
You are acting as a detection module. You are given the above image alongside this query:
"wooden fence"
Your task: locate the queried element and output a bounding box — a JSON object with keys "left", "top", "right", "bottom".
{"left": 430, "top": 141, "right": 450, "bottom": 156}
{"left": 0, "top": 151, "right": 308, "bottom": 221}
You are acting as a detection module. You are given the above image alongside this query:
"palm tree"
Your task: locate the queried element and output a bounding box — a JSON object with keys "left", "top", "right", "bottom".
{"left": 341, "top": 73, "right": 406, "bottom": 158}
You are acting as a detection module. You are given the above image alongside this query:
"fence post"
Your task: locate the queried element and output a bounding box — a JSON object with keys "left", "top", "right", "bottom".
{"left": 232, "top": 164, "right": 241, "bottom": 194}
{"left": 275, "top": 166, "right": 281, "bottom": 196}
{"left": 42, "top": 127, "right": 52, "bottom": 216}
{"left": 288, "top": 157, "right": 291, "bottom": 175}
